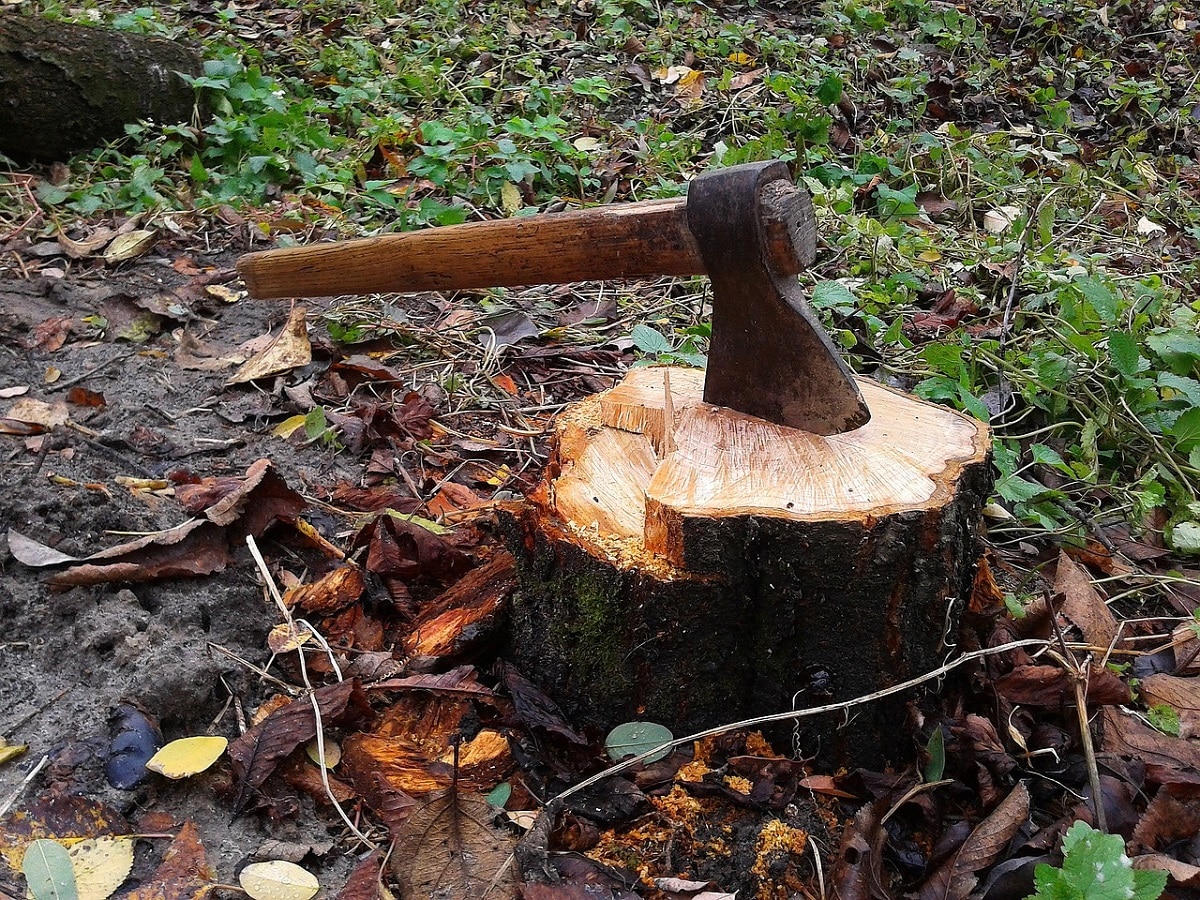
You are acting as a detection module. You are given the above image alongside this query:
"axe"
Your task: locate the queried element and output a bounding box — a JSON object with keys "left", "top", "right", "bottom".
{"left": 236, "top": 160, "right": 870, "bottom": 436}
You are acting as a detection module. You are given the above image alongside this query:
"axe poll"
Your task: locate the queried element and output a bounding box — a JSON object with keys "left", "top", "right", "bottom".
{"left": 236, "top": 160, "right": 870, "bottom": 436}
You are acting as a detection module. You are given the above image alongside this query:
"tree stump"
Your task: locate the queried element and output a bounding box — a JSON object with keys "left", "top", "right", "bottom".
{"left": 0, "top": 12, "right": 202, "bottom": 162}
{"left": 505, "top": 367, "right": 992, "bottom": 765}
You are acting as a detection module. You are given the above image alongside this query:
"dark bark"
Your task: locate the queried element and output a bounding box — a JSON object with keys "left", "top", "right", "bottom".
{"left": 0, "top": 12, "right": 202, "bottom": 162}
{"left": 503, "top": 454, "right": 993, "bottom": 769}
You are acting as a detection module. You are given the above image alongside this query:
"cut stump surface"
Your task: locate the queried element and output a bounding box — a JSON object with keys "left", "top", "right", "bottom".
{"left": 506, "top": 367, "right": 993, "bottom": 765}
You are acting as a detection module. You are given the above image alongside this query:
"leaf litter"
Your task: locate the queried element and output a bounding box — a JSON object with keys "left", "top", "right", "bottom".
{"left": 2, "top": 0, "right": 1200, "bottom": 898}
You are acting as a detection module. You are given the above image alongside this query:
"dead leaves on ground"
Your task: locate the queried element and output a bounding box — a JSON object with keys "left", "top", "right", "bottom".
{"left": 7, "top": 458, "right": 303, "bottom": 586}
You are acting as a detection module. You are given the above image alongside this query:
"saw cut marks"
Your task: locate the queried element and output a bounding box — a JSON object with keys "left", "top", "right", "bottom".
{"left": 549, "top": 366, "right": 990, "bottom": 567}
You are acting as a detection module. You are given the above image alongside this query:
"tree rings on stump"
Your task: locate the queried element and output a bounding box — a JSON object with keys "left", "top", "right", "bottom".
{"left": 505, "top": 366, "right": 992, "bottom": 766}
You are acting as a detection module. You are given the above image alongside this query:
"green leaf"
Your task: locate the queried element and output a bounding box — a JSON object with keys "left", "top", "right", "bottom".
{"left": 923, "top": 727, "right": 944, "bottom": 782}
{"left": 810, "top": 280, "right": 858, "bottom": 311}
{"left": 1168, "top": 407, "right": 1200, "bottom": 451}
{"left": 997, "top": 475, "right": 1045, "bottom": 503}
{"left": 1028, "top": 821, "right": 1166, "bottom": 900}
{"left": 1158, "top": 373, "right": 1200, "bottom": 407}
{"left": 1146, "top": 330, "right": 1200, "bottom": 374}
{"left": 1146, "top": 703, "right": 1180, "bottom": 736}
{"left": 1169, "top": 521, "right": 1200, "bottom": 555}
{"left": 631, "top": 324, "right": 672, "bottom": 355}
{"left": 486, "top": 781, "right": 512, "bottom": 808}
{"left": 1108, "top": 331, "right": 1140, "bottom": 377}
{"left": 1075, "top": 276, "right": 1120, "bottom": 324}
{"left": 816, "top": 74, "right": 843, "bottom": 105}
{"left": 303, "top": 407, "right": 328, "bottom": 442}
{"left": 22, "top": 839, "right": 79, "bottom": 900}
{"left": 605, "top": 721, "right": 673, "bottom": 763}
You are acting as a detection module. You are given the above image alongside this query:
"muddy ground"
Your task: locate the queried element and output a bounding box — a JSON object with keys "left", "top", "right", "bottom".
{"left": 0, "top": 254, "right": 387, "bottom": 891}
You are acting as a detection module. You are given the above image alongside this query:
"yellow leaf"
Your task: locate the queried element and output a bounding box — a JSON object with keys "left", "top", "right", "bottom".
{"left": 727, "top": 51, "right": 754, "bottom": 64}
{"left": 68, "top": 836, "right": 134, "bottom": 900}
{"left": 103, "top": 230, "right": 157, "bottom": 264}
{"left": 486, "top": 464, "right": 512, "bottom": 487}
{"left": 305, "top": 736, "right": 341, "bottom": 769}
{"left": 500, "top": 181, "right": 522, "bottom": 215}
{"left": 268, "top": 622, "right": 312, "bottom": 654}
{"left": 205, "top": 284, "right": 243, "bottom": 303}
{"left": 272, "top": 415, "right": 309, "bottom": 438}
{"left": 145, "top": 736, "right": 228, "bottom": 779}
{"left": 0, "top": 737, "right": 28, "bottom": 765}
{"left": 918, "top": 249, "right": 943, "bottom": 263}
{"left": 239, "top": 860, "right": 320, "bottom": 900}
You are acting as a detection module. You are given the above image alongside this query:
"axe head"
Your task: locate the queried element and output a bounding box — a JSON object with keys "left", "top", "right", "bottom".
{"left": 686, "top": 161, "right": 870, "bottom": 436}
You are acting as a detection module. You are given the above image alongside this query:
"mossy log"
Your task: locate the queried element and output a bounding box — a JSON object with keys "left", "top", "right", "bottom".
{"left": 505, "top": 366, "right": 992, "bottom": 766}
{"left": 0, "top": 12, "right": 202, "bottom": 162}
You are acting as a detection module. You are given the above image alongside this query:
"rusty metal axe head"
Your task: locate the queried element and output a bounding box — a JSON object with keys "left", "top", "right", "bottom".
{"left": 685, "top": 160, "right": 870, "bottom": 435}
{"left": 236, "top": 159, "right": 870, "bottom": 435}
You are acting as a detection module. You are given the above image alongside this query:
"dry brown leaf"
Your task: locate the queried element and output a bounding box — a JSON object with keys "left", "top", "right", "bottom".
{"left": 103, "top": 229, "right": 157, "bottom": 263}
{"left": 57, "top": 226, "right": 116, "bottom": 258}
{"left": 124, "top": 822, "right": 215, "bottom": 900}
{"left": 393, "top": 790, "right": 518, "bottom": 900}
{"left": 1055, "top": 551, "right": 1119, "bottom": 649}
{"left": 228, "top": 306, "right": 312, "bottom": 384}
{"left": 915, "top": 782, "right": 1030, "bottom": 900}
{"left": 229, "top": 679, "right": 371, "bottom": 812}
{"left": 4, "top": 397, "right": 70, "bottom": 428}
{"left": 1103, "top": 707, "right": 1200, "bottom": 774}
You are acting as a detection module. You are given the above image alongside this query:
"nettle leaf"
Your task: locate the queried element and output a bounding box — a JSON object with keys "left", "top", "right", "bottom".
{"left": 631, "top": 324, "right": 672, "bottom": 355}
{"left": 996, "top": 475, "right": 1045, "bottom": 503}
{"left": 1168, "top": 407, "right": 1200, "bottom": 451}
{"left": 1146, "top": 330, "right": 1200, "bottom": 374}
{"left": 816, "top": 73, "right": 843, "bottom": 105}
{"left": 1108, "top": 331, "right": 1141, "bottom": 377}
{"left": 1158, "top": 372, "right": 1200, "bottom": 407}
{"left": 1074, "top": 276, "right": 1120, "bottom": 324}
{"left": 1030, "top": 444, "right": 1072, "bottom": 474}
{"left": 810, "top": 280, "right": 858, "bottom": 312}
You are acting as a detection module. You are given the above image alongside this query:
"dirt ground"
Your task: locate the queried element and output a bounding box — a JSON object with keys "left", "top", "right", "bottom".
{"left": 0, "top": 256, "right": 374, "bottom": 890}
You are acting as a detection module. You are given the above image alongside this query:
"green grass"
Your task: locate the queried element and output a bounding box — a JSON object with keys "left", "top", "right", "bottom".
{"left": 5, "top": 0, "right": 1200, "bottom": 553}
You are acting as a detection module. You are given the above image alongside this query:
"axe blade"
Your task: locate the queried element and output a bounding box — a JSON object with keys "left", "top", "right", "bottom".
{"left": 686, "top": 161, "right": 870, "bottom": 436}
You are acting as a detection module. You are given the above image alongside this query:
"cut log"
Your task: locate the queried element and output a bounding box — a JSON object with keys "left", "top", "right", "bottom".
{"left": 0, "top": 12, "right": 202, "bottom": 162}
{"left": 505, "top": 367, "right": 992, "bottom": 766}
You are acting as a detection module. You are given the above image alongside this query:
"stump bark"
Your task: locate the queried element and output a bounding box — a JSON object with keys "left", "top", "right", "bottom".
{"left": 506, "top": 367, "right": 992, "bottom": 766}
{"left": 0, "top": 12, "right": 202, "bottom": 162}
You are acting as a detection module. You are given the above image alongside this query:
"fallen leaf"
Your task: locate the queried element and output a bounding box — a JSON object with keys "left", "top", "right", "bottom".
{"left": 22, "top": 839, "right": 78, "bottom": 900}
{"left": 393, "top": 790, "right": 518, "bottom": 900}
{"left": 1055, "top": 551, "right": 1119, "bottom": 649}
{"left": 146, "top": 736, "right": 229, "bottom": 779}
{"left": 283, "top": 564, "right": 365, "bottom": 615}
{"left": 228, "top": 306, "right": 312, "bottom": 384}
{"left": 229, "top": 679, "right": 371, "bottom": 812}
{"left": 916, "top": 782, "right": 1030, "bottom": 900}
{"left": 5, "top": 397, "right": 70, "bottom": 428}
{"left": 0, "top": 793, "right": 129, "bottom": 872}
{"left": 0, "top": 385, "right": 29, "bottom": 398}
{"left": 103, "top": 230, "right": 157, "bottom": 264}
{"left": 7, "top": 530, "right": 81, "bottom": 567}
{"left": 239, "top": 860, "right": 320, "bottom": 900}
{"left": 31, "top": 315, "right": 73, "bottom": 351}
{"left": 1103, "top": 707, "right": 1200, "bottom": 775}
{"left": 125, "top": 821, "right": 214, "bottom": 900}
{"left": 982, "top": 205, "right": 1021, "bottom": 234}
{"left": 67, "top": 836, "right": 134, "bottom": 900}
{"left": 47, "top": 519, "right": 231, "bottom": 587}
{"left": 57, "top": 227, "right": 116, "bottom": 259}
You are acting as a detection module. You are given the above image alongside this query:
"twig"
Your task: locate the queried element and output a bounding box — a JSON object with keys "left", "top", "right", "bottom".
{"left": 45, "top": 350, "right": 141, "bottom": 394}
{"left": 546, "top": 638, "right": 1050, "bottom": 804}
{"left": 0, "top": 755, "right": 49, "bottom": 818}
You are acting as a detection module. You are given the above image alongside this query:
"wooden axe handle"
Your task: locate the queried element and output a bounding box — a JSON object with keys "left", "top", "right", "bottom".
{"left": 237, "top": 186, "right": 815, "bottom": 299}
